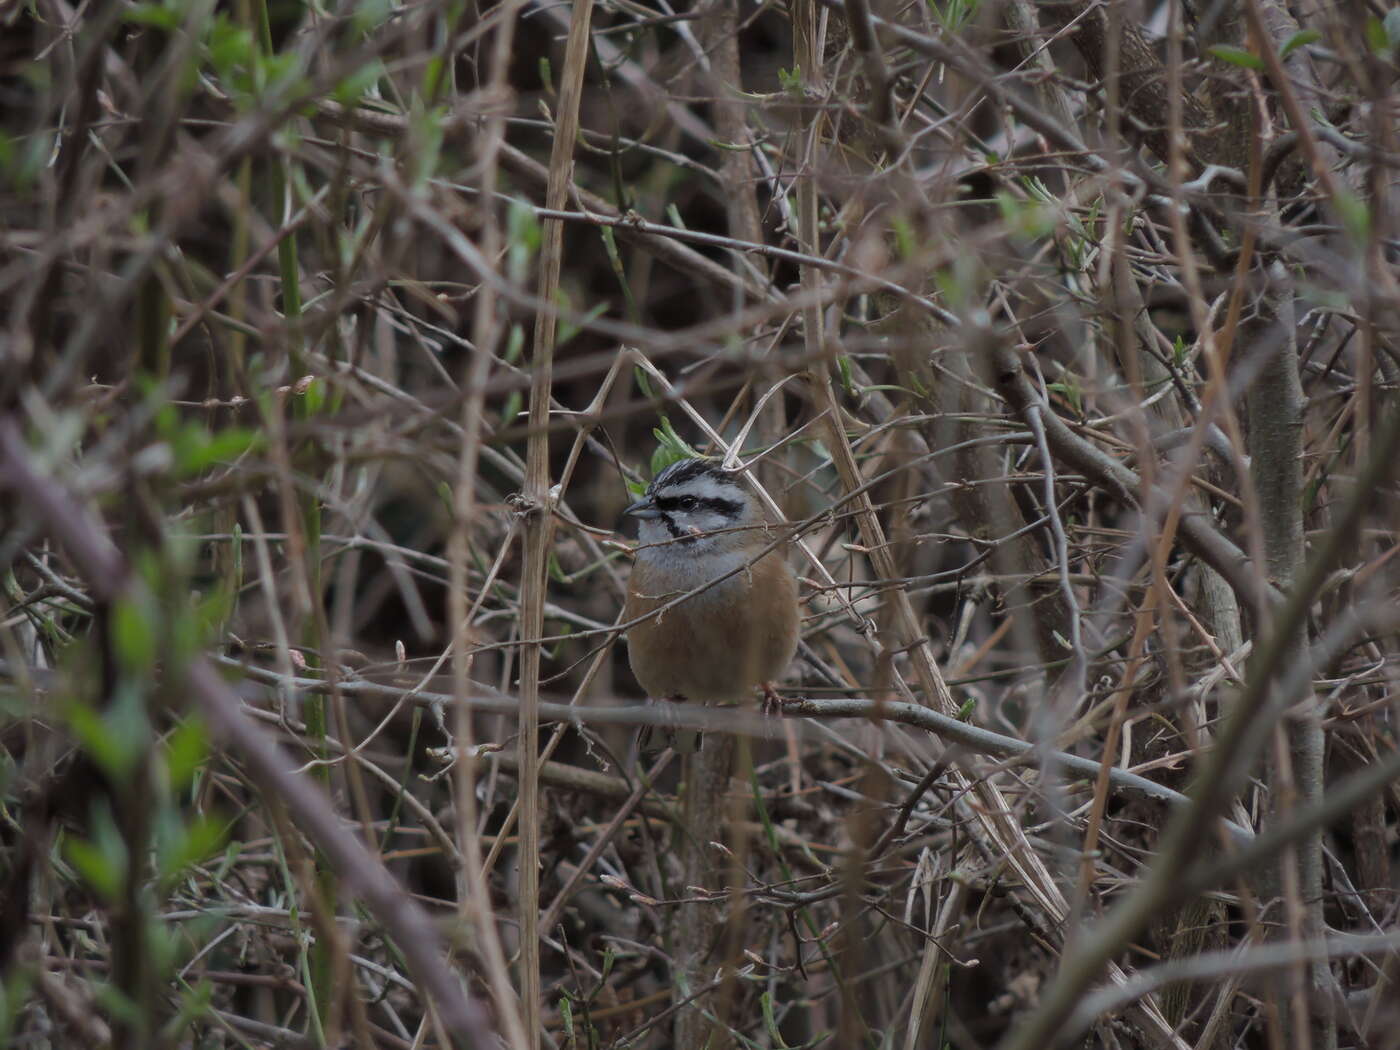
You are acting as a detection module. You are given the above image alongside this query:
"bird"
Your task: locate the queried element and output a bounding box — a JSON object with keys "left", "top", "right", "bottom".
{"left": 622, "top": 456, "right": 800, "bottom": 751}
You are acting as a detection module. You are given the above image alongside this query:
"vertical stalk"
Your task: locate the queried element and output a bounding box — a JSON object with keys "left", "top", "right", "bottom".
{"left": 250, "top": 0, "right": 334, "bottom": 1033}
{"left": 672, "top": 7, "right": 772, "bottom": 1047}
{"left": 108, "top": 609, "right": 155, "bottom": 1050}
{"left": 253, "top": 0, "right": 304, "bottom": 372}
{"left": 444, "top": 1, "right": 534, "bottom": 1046}
{"left": 674, "top": 736, "right": 737, "bottom": 1050}
{"left": 1246, "top": 277, "right": 1332, "bottom": 1050}
{"left": 518, "top": 0, "right": 597, "bottom": 1037}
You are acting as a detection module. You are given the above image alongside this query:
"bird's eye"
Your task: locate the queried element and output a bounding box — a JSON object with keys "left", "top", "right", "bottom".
{"left": 677, "top": 496, "right": 698, "bottom": 510}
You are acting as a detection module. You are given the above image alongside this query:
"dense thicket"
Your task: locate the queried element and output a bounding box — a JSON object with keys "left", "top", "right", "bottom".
{"left": 2, "top": 0, "right": 1398, "bottom": 1047}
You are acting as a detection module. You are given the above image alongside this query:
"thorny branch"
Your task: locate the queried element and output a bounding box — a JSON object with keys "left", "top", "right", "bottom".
{"left": 2, "top": 0, "right": 1398, "bottom": 1046}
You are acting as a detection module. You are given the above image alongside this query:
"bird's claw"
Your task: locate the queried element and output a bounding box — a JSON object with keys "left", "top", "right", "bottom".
{"left": 761, "top": 683, "right": 783, "bottom": 717}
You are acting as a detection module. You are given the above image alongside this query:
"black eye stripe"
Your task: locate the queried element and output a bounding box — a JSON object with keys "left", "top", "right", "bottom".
{"left": 653, "top": 496, "right": 743, "bottom": 516}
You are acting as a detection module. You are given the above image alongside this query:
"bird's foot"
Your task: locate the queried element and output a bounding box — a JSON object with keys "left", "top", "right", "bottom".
{"left": 761, "top": 682, "right": 783, "bottom": 717}
{"left": 661, "top": 694, "right": 701, "bottom": 753}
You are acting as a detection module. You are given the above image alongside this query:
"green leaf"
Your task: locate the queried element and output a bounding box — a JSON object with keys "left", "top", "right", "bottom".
{"left": 1207, "top": 45, "right": 1265, "bottom": 70}
{"left": 166, "top": 717, "right": 209, "bottom": 791}
{"left": 996, "top": 190, "right": 1053, "bottom": 240}
{"left": 194, "top": 583, "right": 234, "bottom": 642}
{"left": 175, "top": 425, "right": 261, "bottom": 476}
{"left": 1333, "top": 188, "right": 1371, "bottom": 243}
{"left": 0, "top": 129, "right": 45, "bottom": 191}
{"left": 105, "top": 684, "right": 153, "bottom": 781}
{"left": 64, "top": 803, "right": 127, "bottom": 902}
{"left": 503, "top": 322, "right": 525, "bottom": 364}
{"left": 547, "top": 551, "right": 566, "bottom": 583}
{"left": 160, "top": 981, "right": 215, "bottom": 1044}
{"left": 507, "top": 201, "right": 541, "bottom": 283}
{"left": 206, "top": 18, "right": 254, "bottom": 80}
{"left": 406, "top": 104, "right": 445, "bottom": 184}
{"left": 559, "top": 996, "right": 574, "bottom": 1040}
{"left": 836, "top": 354, "right": 854, "bottom": 396}
{"left": 66, "top": 703, "right": 124, "bottom": 782}
{"left": 1047, "top": 376, "right": 1083, "bottom": 417}
{"left": 65, "top": 837, "right": 123, "bottom": 901}
{"left": 557, "top": 300, "right": 607, "bottom": 348}
{"left": 1365, "top": 17, "right": 1389, "bottom": 54}
{"left": 1279, "top": 28, "right": 1321, "bottom": 56}
{"left": 651, "top": 418, "right": 700, "bottom": 475}
{"left": 93, "top": 983, "right": 141, "bottom": 1026}
{"left": 500, "top": 390, "right": 522, "bottom": 428}
{"left": 302, "top": 376, "right": 326, "bottom": 415}
{"left": 230, "top": 522, "right": 243, "bottom": 590}
{"left": 157, "top": 814, "right": 227, "bottom": 884}
{"left": 931, "top": 0, "right": 981, "bottom": 30}
{"left": 650, "top": 442, "right": 679, "bottom": 479}
{"left": 111, "top": 595, "right": 158, "bottom": 674}
{"left": 599, "top": 225, "right": 639, "bottom": 320}
{"left": 0, "top": 968, "right": 36, "bottom": 1042}
{"left": 132, "top": 919, "right": 180, "bottom": 984}
{"left": 421, "top": 56, "right": 444, "bottom": 98}
{"left": 890, "top": 215, "right": 915, "bottom": 261}
{"left": 352, "top": 0, "right": 394, "bottom": 32}
{"left": 335, "top": 58, "right": 386, "bottom": 104}
{"left": 124, "top": 2, "right": 181, "bottom": 29}
{"left": 214, "top": 839, "right": 243, "bottom": 880}
{"left": 1021, "top": 174, "right": 1055, "bottom": 204}
{"left": 254, "top": 50, "right": 304, "bottom": 97}
{"left": 760, "top": 992, "right": 788, "bottom": 1047}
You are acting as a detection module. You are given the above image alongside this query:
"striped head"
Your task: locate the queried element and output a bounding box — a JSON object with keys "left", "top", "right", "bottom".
{"left": 624, "top": 457, "right": 762, "bottom": 556}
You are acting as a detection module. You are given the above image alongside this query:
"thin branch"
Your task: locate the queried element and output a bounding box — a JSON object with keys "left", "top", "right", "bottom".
{"left": 0, "top": 419, "right": 494, "bottom": 1050}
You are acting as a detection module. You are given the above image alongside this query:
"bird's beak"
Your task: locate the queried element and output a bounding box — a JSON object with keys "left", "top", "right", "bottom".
{"left": 625, "top": 496, "right": 662, "bottom": 520}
